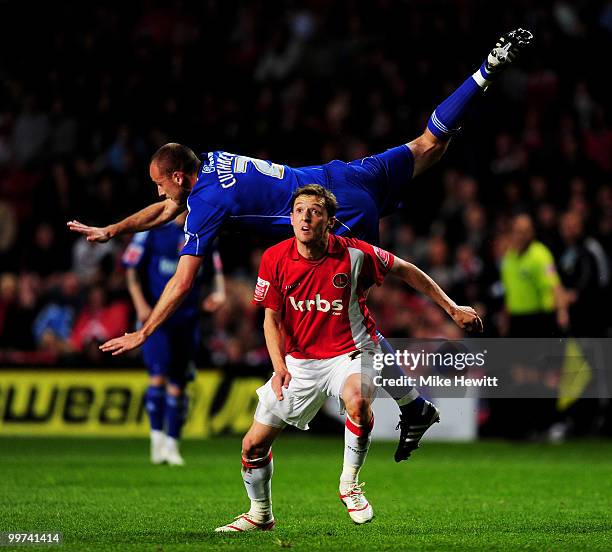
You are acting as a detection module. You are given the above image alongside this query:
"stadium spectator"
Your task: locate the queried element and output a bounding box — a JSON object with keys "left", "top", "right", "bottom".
{"left": 557, "top": 210, "right": 608, "bottom": 437}
{"left": 69, "top": 284, "right": 129, "bottom": 360}
{"left": 424, "top": 236, "right": 453, "bottom": 292}
{"left": 535, "top": 203, "right": 561, "bottom": 256}
{"left": 22, "top": 222, "right": 70, "bottom": 276}
{"left": 0, "top": 201, "right": 18, "bottom": 271}
{"left": 558, "top": 211, "right": 605, "bottom": 336}
{"left": 0, "top": 273, "right": 40, "bottom": 350}
{"left": 12, "top": 96, "right": 50, "bottom": 167}
{"left": 33, "top": 272, "right": 81, "bottom": 354}
{"left": 451, "top": 243, "right": 484, "bottom": 305}
{"left": 71, "top": 238, "right": 118, "bottom": 285}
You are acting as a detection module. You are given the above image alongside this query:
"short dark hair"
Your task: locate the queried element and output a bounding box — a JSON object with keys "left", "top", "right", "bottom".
{"left": 291, "top": 184, "right": 338, "bottom": 218}
{"left": 150, "top": 143, "right": 200, "bottom": 177}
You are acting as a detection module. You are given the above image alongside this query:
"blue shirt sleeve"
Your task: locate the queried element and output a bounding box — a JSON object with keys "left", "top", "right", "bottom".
{"left": 180, "top": 197, "right": 229, "bottom": 257}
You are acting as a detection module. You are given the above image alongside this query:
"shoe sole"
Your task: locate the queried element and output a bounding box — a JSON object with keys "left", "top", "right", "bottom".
{"left": 352, "top": 515, "right": 374, "bottom": 525}
{"left": 215, "top": 520, "right": 276, "bottom": 532}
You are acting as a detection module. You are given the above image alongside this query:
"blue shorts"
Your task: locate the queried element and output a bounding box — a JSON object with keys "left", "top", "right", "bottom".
{"left": 322, "top": 144, "right": 414, "bottom": 244}
{"left": 142, "top": 315, "right": 199, "bottom": 387}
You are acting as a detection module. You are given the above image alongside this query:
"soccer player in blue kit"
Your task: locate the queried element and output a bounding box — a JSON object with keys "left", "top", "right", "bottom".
{"left": 69, "top": 29, "right": 531, "bottom": 461}
{"left": 122, "top": 212, "right": 225, "bottom": 465}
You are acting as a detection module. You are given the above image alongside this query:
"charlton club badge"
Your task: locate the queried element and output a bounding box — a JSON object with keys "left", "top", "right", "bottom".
{"left": 333, "top": 273, "right": 349, "bottom": 288}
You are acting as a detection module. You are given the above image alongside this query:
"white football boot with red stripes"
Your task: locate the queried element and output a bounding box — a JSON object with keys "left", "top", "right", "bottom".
{"left": 215, "top": 513, "right": 275, "bottom": 533}
{"left": 339, "top": 482, "right": 373, "bottom": 524}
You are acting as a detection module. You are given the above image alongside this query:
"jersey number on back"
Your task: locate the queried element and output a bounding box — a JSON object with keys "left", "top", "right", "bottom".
{"left": 234, "top": 156, "right": 285, "bottom": 180}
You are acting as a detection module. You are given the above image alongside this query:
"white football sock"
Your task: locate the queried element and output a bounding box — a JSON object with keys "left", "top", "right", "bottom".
{"left": 242, "top": 450, "right": 273, "bottom": 520}
{"left": 340, "top": 415, "right": 373, "bottom": 487}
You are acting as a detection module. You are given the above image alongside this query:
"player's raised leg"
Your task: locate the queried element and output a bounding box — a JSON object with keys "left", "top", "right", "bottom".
{"left": 381, "top": 30, "right": 533, "bottom": 459}
{"left": 339, "top": 372, "right": 375, "bottom": 524}
{"left": 315, "top": 30, "right": 533, "bottom": 236}
{"left": 408, "top": 28, "right": 533, "bottom": 176}
{"left": 215, "top": 416, "right": 284, "bottom": 532}
{"left": 409, "top": 28, "right": 534, "bottom": 177}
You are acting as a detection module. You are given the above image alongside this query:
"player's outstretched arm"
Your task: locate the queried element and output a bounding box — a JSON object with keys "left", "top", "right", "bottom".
{"left": 100, "top": 254, "right": 203, "bottom": 355}
{"left": 390, "top": 256, "right": 483, "bottom": 333}
{"left": 67, "top": 199, "right": 186, "bottom": 242}
{"left": 263, "top": 308, "right": 291, "bottom": 400}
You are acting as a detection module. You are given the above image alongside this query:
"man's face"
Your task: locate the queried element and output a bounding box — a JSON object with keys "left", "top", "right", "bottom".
{"left": 560, "top": 212, "right": 582, "bottom": 243}
{"left": 290, "top": 195, "right": 334, "bottom": 245}
{"left": 511, "top": 215, "right": 534, "bottom": 251}
{"left": 149, "top": 161, "right": 189, "bottom": 205}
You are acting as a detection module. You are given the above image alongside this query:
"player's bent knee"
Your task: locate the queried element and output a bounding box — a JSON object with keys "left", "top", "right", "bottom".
{"left": 344, "top": 394, "right": 371, "bottom": 423}
{"left": 241, "top": 435, "right": 269, "bottom": 460}
{"left": 242, "top": 420, "right": 281, "bottom": 459}
{"left": 408, "top": 130, "right": 450, "bottom": 177}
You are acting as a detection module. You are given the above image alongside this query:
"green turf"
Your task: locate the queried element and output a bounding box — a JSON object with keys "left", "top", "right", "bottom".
{"left": 1, "top": 436, "right": 611, "bottom": 551}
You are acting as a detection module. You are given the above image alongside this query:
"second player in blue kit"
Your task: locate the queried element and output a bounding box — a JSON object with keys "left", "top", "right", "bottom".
{"left": 122, "top": 213, "right": 224, "bottom": 465}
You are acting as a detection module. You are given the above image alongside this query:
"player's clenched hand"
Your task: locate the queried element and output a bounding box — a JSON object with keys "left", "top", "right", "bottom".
{"left": 99, "top": 331, "right": 146, "bottom": 356}
{"left": 451, "top": 305, "right": 483, "bottom": 333}
{"left": 271, "top": 369, "right": 291, "bottom": 401}
{"left": 67, "top": 220, "right": 112, "bottom": 243}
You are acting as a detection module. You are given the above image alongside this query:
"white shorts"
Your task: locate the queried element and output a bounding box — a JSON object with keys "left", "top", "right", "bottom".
{"left": 254, "top": 346, "right": 380, "bottom": 430}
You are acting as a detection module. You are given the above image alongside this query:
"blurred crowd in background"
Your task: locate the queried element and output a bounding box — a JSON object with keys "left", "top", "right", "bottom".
{"left": 0, "top": 0, "right": 611, "bottom": 369}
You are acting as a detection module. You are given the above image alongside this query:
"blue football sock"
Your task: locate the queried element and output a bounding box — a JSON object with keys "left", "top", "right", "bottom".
{"left": 376, "top": 331, "right": 421, "bottom": 403}
{"left": 145, "top": 385, "right": 166, "bottom": 431}
{"left": 427, "top": 74, "right": 485, "bottom": 139}
{"left": 166, "top": 394, "right": 188, "bottom": 439}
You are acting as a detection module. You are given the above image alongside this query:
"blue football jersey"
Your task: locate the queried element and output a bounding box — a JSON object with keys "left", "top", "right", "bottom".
{"left": 181, "top": 146, "right": 414, "bottom": 257}
{"left": 122, "top": 221, "right": 205, "bottom": 319}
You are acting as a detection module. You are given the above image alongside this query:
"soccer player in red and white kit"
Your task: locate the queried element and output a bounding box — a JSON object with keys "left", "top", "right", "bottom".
{"left": 216, "top": 185, "right": 482, "bottom": 531}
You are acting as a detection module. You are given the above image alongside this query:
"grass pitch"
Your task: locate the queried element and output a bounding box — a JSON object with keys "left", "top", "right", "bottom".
{"left": 1, "top": 436, "right": 611, "bottom": 551}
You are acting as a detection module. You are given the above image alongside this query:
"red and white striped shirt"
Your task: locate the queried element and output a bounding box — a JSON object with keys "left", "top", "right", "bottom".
{"left": 253, "top": 234, "right": 394, "bottom": 359}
